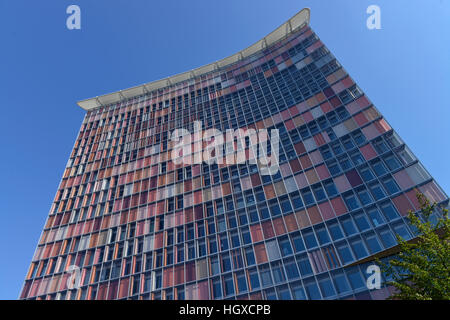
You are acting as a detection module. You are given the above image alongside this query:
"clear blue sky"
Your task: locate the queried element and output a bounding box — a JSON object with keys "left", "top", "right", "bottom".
{"left": 0, "top": 0, "right": 448, "bottom": 299}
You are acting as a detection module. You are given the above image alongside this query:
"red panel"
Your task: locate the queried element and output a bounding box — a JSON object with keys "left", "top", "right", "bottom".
{"left": 393, "top": 169, "right": 414, "bottom": 190}
{"left": 294, "top": 142, "right": 306, "bottom": 155}
{"left": 354, "top": 112, "right": 368, "bottom": 127}
{"left": 302, "top": 111, "right": 314, "bottom": 123}
{"left": 320, "top": 101, "right": 333, "bottom": 114}
{"left": 307, "top": 206, "right": 323, "bottom": 225}
{"left": 360, "top": 144, "right": 377, "bottom": 161}
{"left": 392, "top": 194, "right": 414, "bottom": 216}
{"left": 405, "top": 189, "right": 421, "bottom": 211}
{"left": 250, "top": 224, "right": 263, "bottom": 243}
{"left": 316, "top": 164, "right": 331, "bottom": 180}
{"left": 284, "top": 214, "right": 299, "bottom": 232}
{"left": 254, "top": 243, "right": 268, "bottom": 264}
{"left": 273, "top": 217, "right": 287, "bottom": 235}
{"left": 330, "top": 197, "right": 347, "bottom": 216}
{"left": 318, "top": 201, "right": 335, "bottom": 221}
{"left": 261, "top": 220, "right": 275, "bottom": 239}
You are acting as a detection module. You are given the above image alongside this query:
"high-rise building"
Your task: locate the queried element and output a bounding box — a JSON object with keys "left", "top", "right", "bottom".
{"left": 20, "top": 8, "right": 448, "bottom": 300}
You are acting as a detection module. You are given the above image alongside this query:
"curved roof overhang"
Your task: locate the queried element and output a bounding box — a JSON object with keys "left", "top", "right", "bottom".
{"left": 77, "top": 8, "right": 310, "bottom": 111}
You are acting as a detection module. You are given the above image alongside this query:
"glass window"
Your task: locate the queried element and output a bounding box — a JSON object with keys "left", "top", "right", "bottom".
{"left": 357, "top": 188, "right": 373, "bottom": 206}
{"left": 350, "top": 238, "right": 368, "bottom": 259}
{"left": 364, "top": 233, "right": 382, "bottom": 253}
{"left": 341, "top": 217, "right": 357, "bottom": 236}
{"left": 297, "top": 255, "right": 313, "bottom": 276}
{"left": 223, "top": 275, "right": 235, "bottom": 296}
{"left": 315, "top": 226, "right": 331, "bottom": 245}
{"left": 279, "top": 237, "right": 293, "bottom": 256}
{"left": 291, "top": 233, "right": 306, "bottom": 252}
{"left": 344, "top": 193, "right": 360, "bottom": 211}
{"left": 332, "top": 272, "right": 350, "bottom": 294}
{"left": 249, "top": 269, "right": 260, "bottom": 290}
{"left": 284, "top": 258, "right": 300, "bottom": 280}
{"left": 236, "top": 273, "right": 248, "bottom": 293}
{"left": 352, "top": 130, "right": 366, "bottom": 145}
{"left": 245, "top": 247, "right": 255, "bottom": 266}
{"left": 393, "top": 223, "right": 411, "bottom": 240}
{"left": 271, "top": 262, "right": 286, "bottom": 283}
{"left": 381, "top": 203, "right": 399, "bottom": 221}
{"left": 212, "top": 278, "right": 222, "bottom": 299}
{"left": 312, "top": 184, "right": 327, "bottom": 202}
{"left": 382, "top": 177, "right": 400, "bottom": 195}
{"left": 327, "top": 222, "right": 344, "bottom": 240}
{"left": 359, "top": 166, "right": 375, "bottom": 182}
{"left": 301, "top": 188, "right": 315, "bottom": 206}
{"left": 342, "top": 136, "right": 354, "bottom": 150}
{"left": 353, "top": 212, "right": 371, "bottom": 231}
{"left": 303, "top": 230, "right": 318, "bottom": 249}
{"left": 304, "top": 280, "right": 322, "bottom": 300}
{"left": 291, "top": 282, "right": 306, "bottom": 300}
{"left": 318, "top": 276, "right": 336, "bottom": 298}
{"left": 260, "top": 265, "right": 273, "bottom": 287}
{"left": 346, "top": 268, "right": 365, "bottom": 290}
{"left": 369, "top": 183, "right": 386, "bottom": 200}
{"left": 379, "top": 228, "right": 396, "bottom": 247}
{"left": 324, "top": 180, "right": 338, "bottom": 197}
{"left": 327, "top": 160, "right": 341, "bottom": 176}
{"left": 384, "top": 155, "right": 401, "bottom": 171}
{"left": 371, "top": 160, "right": 387, "bottom": 177}
{"left": 338, "top": 155, "right": 352, "bottom": 171}
{"left": 350, "top": 151, "right": 365, "bottom": 166}
{"left": 367, "top": 208, "right": 385, "bottom": 227}
{"left": 291, "top": 192, "right": 304, "bottom": 210}
{"left": 337, "top": 243, "right": 354, "bottom": 264}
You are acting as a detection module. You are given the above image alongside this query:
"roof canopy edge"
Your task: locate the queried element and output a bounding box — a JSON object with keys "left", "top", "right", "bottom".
{"left": 76, "top": 8, "right": 310, "bottom": 111}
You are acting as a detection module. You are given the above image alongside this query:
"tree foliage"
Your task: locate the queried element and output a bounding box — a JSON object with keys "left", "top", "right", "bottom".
{"left": 378, "top": 192, "right": 450, "bottom": 300}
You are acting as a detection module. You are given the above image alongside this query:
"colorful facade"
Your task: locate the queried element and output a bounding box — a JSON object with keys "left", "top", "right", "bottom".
{"left": 20, "top": 9, "right": 448, "bottom": 300}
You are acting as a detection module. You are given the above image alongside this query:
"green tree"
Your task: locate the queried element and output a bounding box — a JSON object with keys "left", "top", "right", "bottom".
{"left": 378, "top": 192, "right": 450, "bottom": 300}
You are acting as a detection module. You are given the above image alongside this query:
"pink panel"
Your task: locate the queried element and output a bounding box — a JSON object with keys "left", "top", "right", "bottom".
{"left": 362, "top": 123, "right": 380, "bottom": 141}
{"left": 393, "top": 169, "right": 414, "bottom": 190}
{"left": 374, "top": 118, "right": 391, "bottom": 134}
{"left": 360, "top": 144, "right": 377, "bottom": 161}
{"left": 318, "top": 201, "right": 335, "bottom": 221}
{"left": 316, "top": 164, "right": 331, "bottom": 180}
{"left": 313, "top": 133, "right": 326, "bottom": 147}
{"left": 289, "top": 105, "right": 300, "bottom": 116}
{"left": 419, "top": 181, "right": 447, "bottom": 203}
{"left": 405, "top": 190, "right": 421, "bottom": 211}
{"left": 272, "top": 113, "right": 283, "bottom": 124}
{"left": 334, "top": 174, "right": 351, "bottom": 193}
{"left": 285, "top": 119, "right": 295, "bottom": 131}
{"left": 295, "top": 173, "right": 308, "bottom": 189}
{"left": 281, "top": 109, "right": 291, "bottom": 120}
{"left": 392, "top": 194, "right": 414, "bottom": 216}
{"left": 309, "top": 150, "right": 323, "bottom": 166}
{"left": 356, "top": 95, "right": 371, "bottom": 108}
{"left": 354, "top": 113, "right": 368, "bottom": 127}
{"left": 342, "top": 76, "right": 355, "bottom": 89}
{"left": 331, "top": 81, "right": 345, "bottom": 94}
{"left": 345, "top": 100, "right": 362, "bottom": 115}
{"left": 280, "top": 162, "right": 292, "bottom": 178}
{"left": 296, "top": 102, "right": 309, "bottom": 113}
{"left": 320, "top": 101, "right": 333, "bottom": 114}
{"left": 197, "top": 281, "right": 209, "bottom": 299}
{"left": 330, "top": 197, "right": 347, "bottom": 216}
{"left": 302, "top": 111, "right": 314, "bottom": 123}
